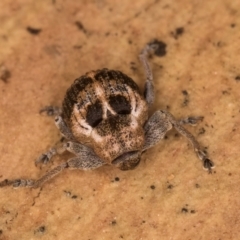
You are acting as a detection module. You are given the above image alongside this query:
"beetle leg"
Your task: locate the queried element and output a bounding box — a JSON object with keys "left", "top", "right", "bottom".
{"left": 39, "top": 105, "right": 62, "bottom": 116}
{"left": 139, "top": 43, "right": 155, "bottom": 106}
{"left": 0, "top": 143, "right": 105, "bottom": 188}
{"left": 35, "top": 144, "right": 67, "bottom": 165}
{"left": 39, "top": 105, "right": 75, "bottom": 140}
{"left": 139, "top": 40, "right": 166, "bottom": 106}
{"left": 54, "top": 115, "right": 75, "bottom": 141}
{"left": 36, "top": 115, "right": 76, "bottom": 165}
{"left": 178, "top": 116, "right": 204, "bottom": 126}
{"left": 0, "top": 163, "right": 68, "bottom": 188}
{"left": 143, "top": 110, "right": 214, "bottom": 172}
{"left": 63, "top": 141, "right": 106, "bottom": 168}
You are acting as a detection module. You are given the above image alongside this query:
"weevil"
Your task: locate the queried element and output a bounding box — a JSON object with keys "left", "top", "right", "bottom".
{"left": 0, "top": 40, "right": 214, "bottom": 188}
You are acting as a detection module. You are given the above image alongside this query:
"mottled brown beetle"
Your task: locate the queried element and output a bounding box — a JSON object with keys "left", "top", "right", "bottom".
{"left": 0, "top": 41, "right": 214, "bottom": 188}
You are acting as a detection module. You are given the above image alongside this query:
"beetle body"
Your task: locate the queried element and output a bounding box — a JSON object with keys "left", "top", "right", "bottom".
{"left": 62, "top": 69, "right": 148, "bottom": 170}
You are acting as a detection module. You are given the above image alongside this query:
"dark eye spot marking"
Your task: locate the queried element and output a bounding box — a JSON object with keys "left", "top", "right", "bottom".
{"left": 86, "top": 100, "right": 103, "bottom": 127}
{"left": 109, "top": 95, "right": 131, "bottom": 114}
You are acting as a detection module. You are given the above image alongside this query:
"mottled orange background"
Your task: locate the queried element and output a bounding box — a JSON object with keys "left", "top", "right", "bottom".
{"left": 0, "top": 0, "right": 240, "bottom": 239}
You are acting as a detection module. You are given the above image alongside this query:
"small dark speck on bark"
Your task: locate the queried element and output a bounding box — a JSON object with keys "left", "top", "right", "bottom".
{"left": 75, "top": 21, "right": 87, "bottom": 34}
{"left": 149, "top": 39, "right": 167, "bottom": 57}
{"left": 0, "top": 67, "right": 11, "bottom": 83}
{"left": 171, "top": 27, "right": 185, "bottom": 39}
{"left": 181, "top": 207, "right": 188, "bottom": 213}
{"left": 34, "top": 226, "right": 46, "bottom": 234}
{"left": 235, "top": 75, "right": 240, "bottom": 81}
{"left": 26, "top": 26, "right": 42, "bottom": 35}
